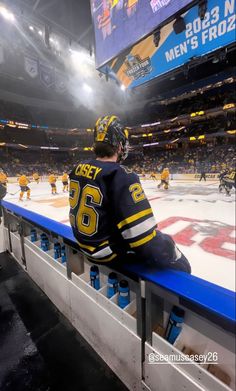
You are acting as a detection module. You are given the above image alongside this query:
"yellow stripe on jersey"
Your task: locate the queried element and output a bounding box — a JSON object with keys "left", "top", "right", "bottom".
{"left": 87, "top": 253, "right": 118, "bottom": 263}
{"left": 117, "top": 208, "right": 153, "bottom": 229}
{"left": 99, "top": 240, "right": 109, "bottom": 247}
{"left": 129, "top": 230, "right": 157, "bottom": 248}
{"left": 77, "top": 241, "right": 96, "bottom": 252}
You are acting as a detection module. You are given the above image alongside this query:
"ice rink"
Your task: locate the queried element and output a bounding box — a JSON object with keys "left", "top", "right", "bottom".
{"left": 6, "top": 178, "right": 235, "bottom": 291}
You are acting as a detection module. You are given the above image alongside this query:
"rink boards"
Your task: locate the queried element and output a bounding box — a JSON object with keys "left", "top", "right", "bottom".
{"left": 1, "top": 195, "right": 236, "bottom": 391}
{"left": 5, "top": 178, "right": 235, "bottom": 291}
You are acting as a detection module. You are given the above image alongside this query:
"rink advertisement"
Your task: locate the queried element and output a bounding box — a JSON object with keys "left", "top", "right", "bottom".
{"left": 91, "top": 0, "right": 193, "bottom": 68}
{"left": 104, "top": 0, "right": 236, "bottom": 88}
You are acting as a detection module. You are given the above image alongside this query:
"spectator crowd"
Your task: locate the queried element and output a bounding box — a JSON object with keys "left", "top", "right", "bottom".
{"left": 1, "top": 143, "right": 235, "bottom": 178}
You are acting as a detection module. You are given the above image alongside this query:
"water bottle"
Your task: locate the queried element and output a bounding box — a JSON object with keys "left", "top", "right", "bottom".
{"left": 107, "top": 272, "right": 118, "bottom": 298}
{"left": 61, "top": 245, "right": 67, "bottom": 263}
{"left": 30, "top": 228, "right": 37, "bottom": 242}
{"left": 40, "top": 233, "right": 47, "bottom": 249}
{"left": 165, "top": 306, "right": 185, "bottom": 345}
{"left": 90, "top": 265, "right": 100, "bottom": 290}
{"left": 54, "top": 242, "right": 61, "bottom": 259}
{"left": 41, "top": 234, "right": 49, "bottom": 252}
{"left": 118, "top": 280, "right": 130, "bottom": 309}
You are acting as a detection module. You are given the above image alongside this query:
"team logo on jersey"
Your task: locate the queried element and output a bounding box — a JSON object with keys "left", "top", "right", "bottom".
{"left": 24, "top": 55, "right": 38, "bottom": 78}
{"left": 125, "top": 54, "right": 152, "bottom": 80}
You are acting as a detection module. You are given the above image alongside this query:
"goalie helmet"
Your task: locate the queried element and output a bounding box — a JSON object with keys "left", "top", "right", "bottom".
{"left": 94, "top": 115, "right": 129, "bottom": 161}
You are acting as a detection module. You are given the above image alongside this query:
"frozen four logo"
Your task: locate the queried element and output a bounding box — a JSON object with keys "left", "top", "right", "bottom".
{"left": 150, "top": 0, "right": 171, "bottom": 13}
{"left": 125, "top": 54, "right": 152, "bottom": 80}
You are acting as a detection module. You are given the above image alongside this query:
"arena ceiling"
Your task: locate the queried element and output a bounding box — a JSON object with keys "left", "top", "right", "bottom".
{"left": 1, "top": 1, "right": 235, "bottom": 106}
{"left": 11, "top": 0, "right": 93, "bottom": 49}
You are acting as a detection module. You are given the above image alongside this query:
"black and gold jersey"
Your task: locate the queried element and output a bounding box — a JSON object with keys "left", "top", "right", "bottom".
{"left": 224, "top": 170, "right": 236, "bottom": 185}
{"left": 69, "top": 159, "right": 157, "bottom": 263}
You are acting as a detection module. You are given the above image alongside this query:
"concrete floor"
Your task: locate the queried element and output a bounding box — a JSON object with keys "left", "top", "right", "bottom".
{"left": 0, "top": 252, "right": 128, "bottom": 391}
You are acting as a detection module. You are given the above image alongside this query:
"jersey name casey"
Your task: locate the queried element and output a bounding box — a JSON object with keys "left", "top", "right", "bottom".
{"left": 75, "top": 163, "right": 102, "bottom": 180}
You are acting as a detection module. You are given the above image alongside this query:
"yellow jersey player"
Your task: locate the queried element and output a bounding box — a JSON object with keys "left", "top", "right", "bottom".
{"left": 61, "top": 172, "right": 69, "bottom": 192}
{"left": 150, "top": 172, "right": 158, "bottom": 181}
{"left": 0, "top": 169, "right": 8, "bottom": 187}
{"left": 18, "top": 175, "right": 31, "bottom": 201}
{"left": 48, "top": 173, "right": 57, "bottom": 195}
{"left": 33, "top": 172, "right": 40, "bottom": 184}
{"left": 158, "top": 168, "right": 170, "bottom": 189}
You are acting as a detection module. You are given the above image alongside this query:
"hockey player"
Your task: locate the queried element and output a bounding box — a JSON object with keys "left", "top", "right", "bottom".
{"left": 69, "top": 115, "right": 191, "bottom": 273}
{"left": 219, "top": 168, "right": 236, "bottom": 196}
{"left": 18, "top": 174, "right": 31, "bottom": 201}
{"left": 61, "top": 172, "right": 69, "bottom": 192}
{"left": 157, "top": 168, "right": 169, "bottom": 189}
{"left": 199, "top": 167, "right": 206, "bottom": 181}
{"left": 150, "top": 172, "right": 158, "bottom": 181}
{"left": 0, "top": 169, "right": 8, "bottom": 187}
{"left": 219, "top": 169, "right": 229, "bottom": 193}
{"left": 33, "top": 172, "right": 40, "bottom": 184}
{"left": 48, "top": 173, "right": 57, "bottom": 195}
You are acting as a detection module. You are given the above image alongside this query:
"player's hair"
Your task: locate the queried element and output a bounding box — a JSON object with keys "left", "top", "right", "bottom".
{"left": 93, "top": 142, "right": 118, "bottom": 158}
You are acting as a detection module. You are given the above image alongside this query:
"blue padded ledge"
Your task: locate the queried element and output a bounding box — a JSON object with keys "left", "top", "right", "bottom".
{"left": 3, "top": 199, "right": 236, "bottom": 328}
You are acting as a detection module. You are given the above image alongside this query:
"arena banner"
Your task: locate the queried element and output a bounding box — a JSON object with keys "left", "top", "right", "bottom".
{"left": 24, "top": 55, "right": 38, "bottom": 79}
{"left": 103, "top": 0, "right": 235, "bottom": 88}
{"left": 39, "top": 62, "right": 55, "bottom": 88}
{"left": 91, "top": 0, "right": 193, "bottom": 68}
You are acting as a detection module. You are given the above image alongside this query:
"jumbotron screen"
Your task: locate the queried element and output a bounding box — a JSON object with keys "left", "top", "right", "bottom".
{"left": 91, "top": 0, "right": 194, "bottom": 68}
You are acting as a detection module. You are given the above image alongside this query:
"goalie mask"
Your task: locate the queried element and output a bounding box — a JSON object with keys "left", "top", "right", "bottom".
{"left": 94, "top": 115, "right": 129, "bottom": 162}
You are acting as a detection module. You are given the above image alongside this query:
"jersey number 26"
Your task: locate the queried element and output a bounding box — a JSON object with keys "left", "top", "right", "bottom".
{"left": 69, "top": 181, "right": 103, "bottom": 236}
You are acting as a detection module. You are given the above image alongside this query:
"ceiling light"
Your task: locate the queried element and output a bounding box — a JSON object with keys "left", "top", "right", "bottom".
{"left": 0, "top": 6, "right": 15, "bottom": 22}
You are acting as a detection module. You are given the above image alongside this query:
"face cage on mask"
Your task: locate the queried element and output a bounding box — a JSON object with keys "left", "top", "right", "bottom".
{"left": 117, "top": 139, "right": 129, "bottom": 163}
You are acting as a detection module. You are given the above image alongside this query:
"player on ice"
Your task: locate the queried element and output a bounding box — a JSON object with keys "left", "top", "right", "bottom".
{"left": 0, "top": 169, "right": 8, "bottom": 188}
{"left": 69, "top": 115, "right": 191, "bottom": 273}
{"left": 18, "top": 174, "right": 31, "bottom": 201}
{"left": 157, "top": 168, "right": 169, "bottom": 189}
{"left": 150, "top": 172, "right": 158, "bottom": 181}
{"left": 48, "top": 173, "right": 58, "bottom": 195}
{"left": 219, "top": 168, "right": 235, "bottom": 196}
{"left": 33, "top": 172, "right": 40, "bottom": 184}
{"left": 199, "top": 167, "right": 206, "bottom": 181}
{"left": 61, "top": 172, "right": 69, "bottom": 192}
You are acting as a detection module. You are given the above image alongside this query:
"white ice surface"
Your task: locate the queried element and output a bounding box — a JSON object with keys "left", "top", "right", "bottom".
{"left": 5, "top": 179, "right": 235, "bottom": 291}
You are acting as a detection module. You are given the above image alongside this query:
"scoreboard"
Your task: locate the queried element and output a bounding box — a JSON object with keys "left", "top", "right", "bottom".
{"left": 90, "top": 0, "right": 194, "bottom": 68}
{"left": 100, "top": 0, "right": 236, "bottom": 89}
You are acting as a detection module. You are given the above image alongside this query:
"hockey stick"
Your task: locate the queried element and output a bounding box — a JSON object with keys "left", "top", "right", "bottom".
{"left": 8, "top": 189, "right": 20, "bottom": 196}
